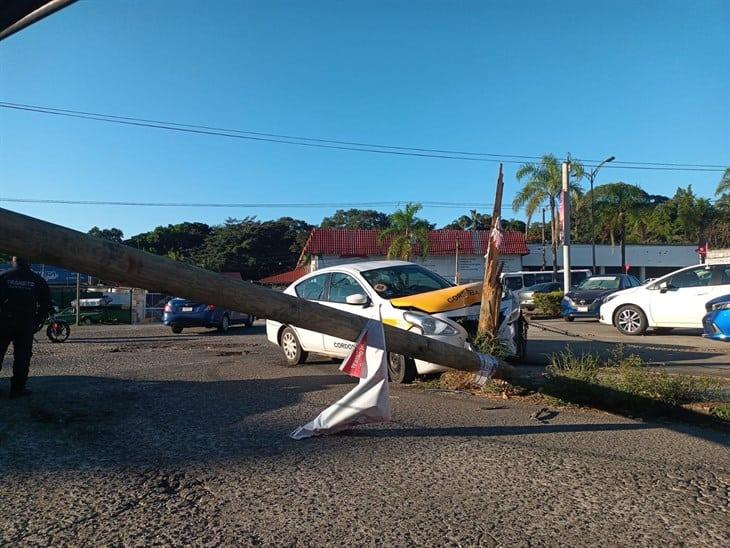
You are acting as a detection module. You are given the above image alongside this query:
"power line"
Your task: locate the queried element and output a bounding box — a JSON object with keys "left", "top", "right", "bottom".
{"left": 1, "top": 101, "right": 725, "bottom": 172}
{"left": 0, "top": 197, "right": 498, "bottom": 209}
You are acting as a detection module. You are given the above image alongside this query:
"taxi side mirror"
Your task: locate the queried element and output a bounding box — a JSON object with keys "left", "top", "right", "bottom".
{"left": 346, "top": 293, "right": 370, "bottom": 306}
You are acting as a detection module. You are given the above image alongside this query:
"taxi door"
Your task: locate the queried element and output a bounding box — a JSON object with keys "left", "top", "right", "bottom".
{"left": 322, "top": 272, "right": 378, "bottom": 357}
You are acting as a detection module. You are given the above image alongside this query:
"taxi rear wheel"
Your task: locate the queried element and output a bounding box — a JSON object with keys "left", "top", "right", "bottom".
{"left": 388, "top": 353, "right": 416, "bottom": 384}
{"left": 280, "top": 327, "right": 308, "bottom": 366}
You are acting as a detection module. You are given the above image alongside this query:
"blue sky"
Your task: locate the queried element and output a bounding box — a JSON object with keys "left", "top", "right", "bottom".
{"left": 1, "top": 0, "right": 728, "bottom": 237}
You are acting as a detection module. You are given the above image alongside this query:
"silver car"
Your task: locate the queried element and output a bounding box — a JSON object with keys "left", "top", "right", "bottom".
{"left": 517, "top": 282, "right": 562, "bottom": 310}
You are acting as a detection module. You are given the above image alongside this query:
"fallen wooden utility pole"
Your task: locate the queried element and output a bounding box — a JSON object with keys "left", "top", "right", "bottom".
{"left": 477, "top": 163, "right": 504, "bottom": 336}
{"left": 0, "top": 207, "right": 503, "bottom": 377}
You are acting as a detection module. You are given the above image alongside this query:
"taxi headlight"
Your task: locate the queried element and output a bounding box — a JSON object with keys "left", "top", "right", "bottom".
{"left": 711, "top": 301, "right": 730, "bottom": 311}
{"left": 403, "top": 311, "right": 459, "bottom": 336}
{"left": 603, "top": 293, "right": 620, "bottom": 304}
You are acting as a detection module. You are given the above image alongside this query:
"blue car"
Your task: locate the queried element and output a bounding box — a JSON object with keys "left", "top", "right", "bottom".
{"left": 561, "top": 274, "right": 642, "bottom": 322}
{"left": 702, "top": 295, "right": 730, "bottom": 341}
{"left": 163, "top": 298, "right": 255, "bottom": 334}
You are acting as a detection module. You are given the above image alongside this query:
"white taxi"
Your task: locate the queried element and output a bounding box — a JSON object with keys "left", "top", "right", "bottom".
{"left": 266, "top": 260, "right": 470, "bottom": 383}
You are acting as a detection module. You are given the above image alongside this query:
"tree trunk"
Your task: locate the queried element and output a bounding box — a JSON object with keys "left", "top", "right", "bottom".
{"left": 550, "top": 197, "right": 558, "bottom": 282}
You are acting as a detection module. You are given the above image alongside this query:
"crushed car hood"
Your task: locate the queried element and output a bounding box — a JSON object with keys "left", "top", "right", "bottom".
{"left": 390, "top": 282, "right": 482, "bottom": 313}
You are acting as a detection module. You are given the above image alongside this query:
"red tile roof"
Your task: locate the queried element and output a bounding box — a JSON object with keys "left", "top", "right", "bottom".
{"left": 299, "top": 228, "right": 529, "bottom": 259}
{"left": 259, "top": 266, "right": 310, "bottom": 285}
{"left": 259, "top": 228, "right": 528, "bottom": 284}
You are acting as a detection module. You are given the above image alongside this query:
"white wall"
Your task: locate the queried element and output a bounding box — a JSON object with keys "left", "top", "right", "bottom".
{"left": 707, "top": 249, "right": 730, "bottom": 265}
{"left": 313, "top": 254, "right": 523, "bottom": 282}
{"left": 523, "top": 244, "right": 699, "bottom": 269}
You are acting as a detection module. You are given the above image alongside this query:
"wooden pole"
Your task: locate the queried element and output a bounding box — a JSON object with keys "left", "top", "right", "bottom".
{"left": 454, "top": 239, "right": 460, "bottom": 284}
{"left": 477, "top": 164, "right": 504, "bottom": 336}
{"left": 0, "top": 207, "right": 494, "bottom": 375}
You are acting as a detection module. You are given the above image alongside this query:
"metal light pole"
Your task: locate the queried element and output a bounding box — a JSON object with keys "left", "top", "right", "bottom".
{"left": 588, "top": 156, "right": 615, "bottom": 274}
{"left": 561, "top": 161, "right": 572, "bottom": 294}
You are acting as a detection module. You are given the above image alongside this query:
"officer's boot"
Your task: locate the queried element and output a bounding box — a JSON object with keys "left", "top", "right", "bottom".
{"left": 9, "top": 377, "right": 31, "bottom": 398}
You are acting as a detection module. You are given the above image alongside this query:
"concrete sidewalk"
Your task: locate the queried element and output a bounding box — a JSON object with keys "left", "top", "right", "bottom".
{"left": 524, "top": 318, "right": 730, "bottom": 378}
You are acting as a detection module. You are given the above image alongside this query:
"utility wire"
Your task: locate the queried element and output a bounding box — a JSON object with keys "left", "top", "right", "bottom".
{"left": 1, "top": 101, "right": 725, "bottom": 172}
{"left": 0, "top": 197, "right": 498, "bottom": 209}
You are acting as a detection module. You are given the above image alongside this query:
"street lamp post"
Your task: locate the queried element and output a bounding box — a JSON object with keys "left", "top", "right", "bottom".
{"left": 589, "top": 156, "right": 615, "bottom": 274}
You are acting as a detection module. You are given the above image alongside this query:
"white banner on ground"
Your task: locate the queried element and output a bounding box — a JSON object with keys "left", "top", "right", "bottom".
{"left": 290, "top": 315, "right": 391, "bottom": 440}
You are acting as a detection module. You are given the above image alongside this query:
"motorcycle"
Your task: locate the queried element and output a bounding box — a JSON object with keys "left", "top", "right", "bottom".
{"left": 34, "top": 305, "right": 71, "bottom": 343}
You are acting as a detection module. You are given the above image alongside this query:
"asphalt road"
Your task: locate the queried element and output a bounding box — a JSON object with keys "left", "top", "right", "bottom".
{"left": 0, "top": 323, "right": 728, "bottom": 546}
{"left": 526, "top": 318, "right": 730, "bottom": 378}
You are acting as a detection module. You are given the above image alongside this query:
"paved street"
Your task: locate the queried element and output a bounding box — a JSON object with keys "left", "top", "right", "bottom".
{"left": 527, "top": 318, "right": 730, "bottom": 378}
{"left": 1, "top": 323, "right": 728, "bottom": 546}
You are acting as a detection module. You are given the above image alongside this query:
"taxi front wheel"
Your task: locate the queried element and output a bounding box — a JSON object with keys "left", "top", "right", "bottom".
{"left": 388, "top": 353, "right": 416, "bottom": 384}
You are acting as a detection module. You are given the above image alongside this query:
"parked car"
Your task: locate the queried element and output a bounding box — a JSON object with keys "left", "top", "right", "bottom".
{"left": 562, "top": 274, "right": 642, "bottom": 321}
{"left": 517, "top": 282, "right": 562, "bottom": 311}
{"left": 500, "top": 269, "right": 591, "bottom": 292}
{"left": 163, "top": 298, "right": 255, "bottom": 334}
{"left": 54, "top": 307, "right": 104, "bottom": 325}
{"left": 702, "top": 294, "right": 730, "bottom": 341}
{"left": 599, "top": 264, "right": 730, "bottom": 335}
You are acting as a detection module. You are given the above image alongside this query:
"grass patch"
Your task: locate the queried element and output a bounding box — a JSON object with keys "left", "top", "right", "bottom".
{"left": 544, "top": 346, "right": 727, "bottom": 422}
{"left": 711, "top": 404, "right": 730, "bottom": 421}
{"left": 471, "top": 333, "right": 511, "bottom": 360}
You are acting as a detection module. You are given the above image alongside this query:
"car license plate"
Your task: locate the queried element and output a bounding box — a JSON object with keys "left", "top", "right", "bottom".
{"left": 182, "top": 307, "right": 194, "bottom": 312}
{"left": 577, "top": 306, "right": 588, "bottom": 312}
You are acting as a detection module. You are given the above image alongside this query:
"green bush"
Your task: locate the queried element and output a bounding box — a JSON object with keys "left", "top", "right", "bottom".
{"left": 533, "top": 291, "right": 563, "bottom": 316}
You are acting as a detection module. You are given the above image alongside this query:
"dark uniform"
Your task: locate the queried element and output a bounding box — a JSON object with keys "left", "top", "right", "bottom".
{"left": 0, "top": 264, "right": 51, "bottom": 396}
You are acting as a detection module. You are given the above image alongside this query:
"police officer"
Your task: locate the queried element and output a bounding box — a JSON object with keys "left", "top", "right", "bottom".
{"left": 0, "top": 256, "right": 51, "bottom": 398}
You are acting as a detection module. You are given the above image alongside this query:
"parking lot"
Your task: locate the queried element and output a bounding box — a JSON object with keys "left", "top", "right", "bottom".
{"left": 1, "top": 322, "right": 728, "bottom": 545}
{"left": 526, "top": 318, "right": 730, "bottom": 378}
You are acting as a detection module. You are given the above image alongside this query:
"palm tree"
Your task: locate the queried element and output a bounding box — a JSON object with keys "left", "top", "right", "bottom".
{"left": 512, "top": 154, "right": 584, "bottom": 279}
{"left": 589, "top": 182, "right": 649, "bottom": 270}
{"left": 378, "top": 202, "right": 430, "bottom": 261}
{"left": 716, "top": 167, "right": 730, "bottom": 196}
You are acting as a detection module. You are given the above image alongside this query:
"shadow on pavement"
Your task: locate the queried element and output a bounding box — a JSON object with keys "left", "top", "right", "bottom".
{"left": 64, "top": 326, "right": 266, "bottom": 345}
{"left": 0, "top": 373, "right": 360, "bottom": 472}
{"left": 350, "top": 422, "right": 659, "bottom": 437}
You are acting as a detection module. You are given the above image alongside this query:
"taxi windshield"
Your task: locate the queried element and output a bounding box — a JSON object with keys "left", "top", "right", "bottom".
{"left": 361, "top": 265, "right": 453, "bottom": 299}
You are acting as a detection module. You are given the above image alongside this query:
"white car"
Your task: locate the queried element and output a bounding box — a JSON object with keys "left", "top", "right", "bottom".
{"left": 266, "top": 260, "right": 470, "bottom": 383}
{"left": 599, "top": 263, "right": 730, "bottom": 335}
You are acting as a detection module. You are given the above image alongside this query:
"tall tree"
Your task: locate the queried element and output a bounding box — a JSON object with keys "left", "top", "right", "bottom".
{"left": 125, "top": 222, "right": 211, "bottom": 262}
{"left": 88, "top": 226, "right": 124, "bottom": 243}
{"left": 590, "top": 182, "right": 649, "bottom": 269}
{"left": 716, "top": 167, "right": 730, "bottom": 196}
{"left": 199, "top": 217, "right": 312, "bottom": 279}
{"left": 378, "top": 202, "right": 431, "bottom": 261}
{"left": 513, "top": 154, "right": 584, "bottom": 278}
{"left": 443, "top": 209, "right": 491, "bottom": 230}
{"left": 320, "top": 209, "right": 391, "bottom": 230}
